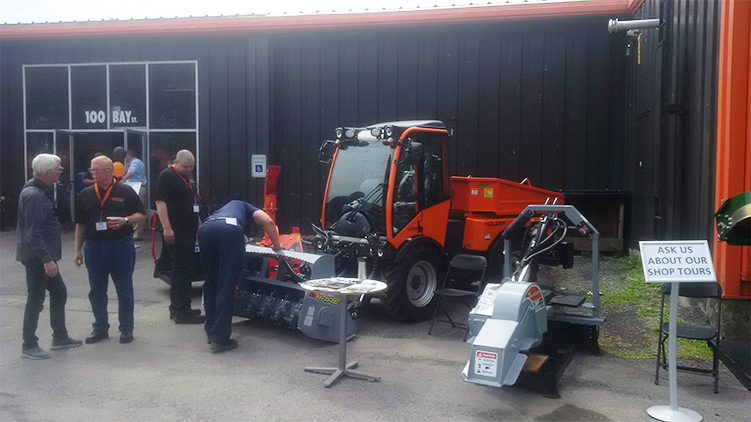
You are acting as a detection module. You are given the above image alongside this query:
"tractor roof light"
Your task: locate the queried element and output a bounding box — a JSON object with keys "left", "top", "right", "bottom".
{"left": 335, "top": 127, "right": 344, "bottom": 139}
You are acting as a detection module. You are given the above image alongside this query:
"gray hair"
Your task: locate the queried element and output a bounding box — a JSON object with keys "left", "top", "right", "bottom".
{"left": 175, "top": 149, "right": 195, "bottom": 163}
{"left": 31, "top": 154, "right": 61, "bottom": 177}
{"left": 91, "top": 155, "right": 114, "bottom": 169}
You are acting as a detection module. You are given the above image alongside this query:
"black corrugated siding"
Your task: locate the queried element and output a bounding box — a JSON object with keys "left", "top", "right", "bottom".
{"left": 271, "top": 18, "right": 627, "bottom": 232}
{"left": 624, "top": 0, "right": 720, "bottom": 246}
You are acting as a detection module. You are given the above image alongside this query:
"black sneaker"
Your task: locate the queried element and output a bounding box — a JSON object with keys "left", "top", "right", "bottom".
{"left": 51, "top": 336, "right": 83, "bottom": 350}
{"left": 174, "top": 310, "right": 206, "bottom": 324}
{"left": 169, "top": 308, "right": 202, "bottom": 320}
{"left": 119, "top": 331, "right": 133, "bottom": 344}
{"left": 210, "top": 339, "right": 238, "bottom": 353}
{"left": 85, "top": 331, "right": 109, "bottom": 344}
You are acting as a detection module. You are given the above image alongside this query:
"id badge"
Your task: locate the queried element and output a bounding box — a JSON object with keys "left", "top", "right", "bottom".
{"left": 193, "top": 204, "right": 200, "bottom": 213}
{"left": 96, "top": 221, "right": 107, "bottom": 231}
{"left": 225, "top": 217, "right": 238, "bottom": 226}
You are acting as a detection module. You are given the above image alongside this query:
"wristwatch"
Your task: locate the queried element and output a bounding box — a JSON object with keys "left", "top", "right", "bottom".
{"left": 124, "top": 217, "right": 129, "bottom": 224}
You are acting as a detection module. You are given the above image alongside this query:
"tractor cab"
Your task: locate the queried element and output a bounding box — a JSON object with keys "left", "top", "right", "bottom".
{"left": 316, "top": 121, "right": 451, "bottom": 260}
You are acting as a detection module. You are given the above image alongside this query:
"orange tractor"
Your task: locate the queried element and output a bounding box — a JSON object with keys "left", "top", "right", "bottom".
{"left": 312, "top": 120, "right": 572, "bottom": 321}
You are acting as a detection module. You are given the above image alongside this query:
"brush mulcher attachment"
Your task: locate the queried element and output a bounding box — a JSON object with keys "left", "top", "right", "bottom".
{"left": 461, "top": 282, "right": 547, "bottom": 387}
{"left": 462, "top": 204, "right": 604, "bottom": 397}
{"left": 235, "top": 245, "right": 356, "bottom": 343}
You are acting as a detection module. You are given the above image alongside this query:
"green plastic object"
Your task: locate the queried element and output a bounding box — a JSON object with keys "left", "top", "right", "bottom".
{"left": 715, "top": 192, "right": 751, "bottom": 246}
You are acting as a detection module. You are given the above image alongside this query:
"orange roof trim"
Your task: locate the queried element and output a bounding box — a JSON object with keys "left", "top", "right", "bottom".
{"left": 0, "top": 0, "right": 644, "bottom": 40}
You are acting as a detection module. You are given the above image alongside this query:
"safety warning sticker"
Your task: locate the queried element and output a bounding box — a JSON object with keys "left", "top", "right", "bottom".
{"left": 474, "top": 350, "right": 498, "bottom": 377}
{"left": 304, "top": 315, "right": 314, "bottom": 327}
{"left": 484, "top": 188, "right": 493, "bottom": 198}
{"left": 471, "top": 188, "right": 479, "bottom": 196}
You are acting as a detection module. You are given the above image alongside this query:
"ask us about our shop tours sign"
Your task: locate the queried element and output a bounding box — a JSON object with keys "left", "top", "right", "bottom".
{"left": 639, "top": 240, "right": 717, "bottom": 284}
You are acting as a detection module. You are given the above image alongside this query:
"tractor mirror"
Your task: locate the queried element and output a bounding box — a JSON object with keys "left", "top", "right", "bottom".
{"left": 318, "top": 140, "right": 336, "bottom": 164}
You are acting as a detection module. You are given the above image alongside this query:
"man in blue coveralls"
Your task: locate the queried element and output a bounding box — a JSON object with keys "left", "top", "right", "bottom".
{"left": 198, "top": 200, "right": 281, "bottom": 353}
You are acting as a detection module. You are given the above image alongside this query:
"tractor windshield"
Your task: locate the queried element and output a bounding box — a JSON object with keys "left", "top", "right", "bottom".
{"left": 324, "top": 136, "right": 391, "bottom": 230}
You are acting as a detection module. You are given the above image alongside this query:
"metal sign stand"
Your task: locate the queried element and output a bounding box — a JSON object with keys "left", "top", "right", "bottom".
{"left": 640, "top": 240, "right": 717, "bottom": 422}
{"left": 646, "top": 281, "right": 702, "bottom": 422}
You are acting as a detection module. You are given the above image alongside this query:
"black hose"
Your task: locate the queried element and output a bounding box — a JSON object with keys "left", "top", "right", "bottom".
{"left": 501, "top": 208, "right": 535, "bottom": 240}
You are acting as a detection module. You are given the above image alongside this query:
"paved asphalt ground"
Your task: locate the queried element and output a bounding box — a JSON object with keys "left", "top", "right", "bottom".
{"left": 0, "top": 228, "right": 749, "bottom": 421}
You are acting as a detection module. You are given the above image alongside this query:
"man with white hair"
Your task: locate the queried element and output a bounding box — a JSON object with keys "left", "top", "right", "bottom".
{"left": 154, "top": 149, "right": 205, "bottom": 324}
{"left": 16, "top": 153, "right": 82, "bottom": 359}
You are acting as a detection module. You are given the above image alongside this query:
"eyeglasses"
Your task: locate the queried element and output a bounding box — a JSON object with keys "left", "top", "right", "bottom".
{"left": 89, "top": 168, "right": 112, "bottom": 174}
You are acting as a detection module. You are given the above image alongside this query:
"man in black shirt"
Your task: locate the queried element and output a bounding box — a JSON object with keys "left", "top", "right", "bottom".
{"left": 73, "top": 156, "right": 146, "bottom": 344}
{"left": 154, "top": 149, "right": 205, "bottom": 324}
{"left": 198, "top": 201, "right": 281, "bottom": 352}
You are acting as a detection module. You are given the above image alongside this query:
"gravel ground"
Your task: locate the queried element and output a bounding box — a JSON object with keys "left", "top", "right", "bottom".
{"left": 543, "top": 254, "right": 713, "bottom": 361}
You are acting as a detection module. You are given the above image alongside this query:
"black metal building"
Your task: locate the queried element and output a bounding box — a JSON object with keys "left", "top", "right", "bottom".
{"left": 0, "top": 0, "right": 723, "bottom": 249}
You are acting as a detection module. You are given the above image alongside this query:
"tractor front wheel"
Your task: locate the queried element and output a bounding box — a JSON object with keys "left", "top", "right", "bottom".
{"left": 382, "top": 245, "right": 445, "bottom": 322}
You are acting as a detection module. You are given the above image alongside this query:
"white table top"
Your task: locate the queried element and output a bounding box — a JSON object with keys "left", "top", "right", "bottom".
{"left": 300, "top": 278, "right": 388, "bottom": 295}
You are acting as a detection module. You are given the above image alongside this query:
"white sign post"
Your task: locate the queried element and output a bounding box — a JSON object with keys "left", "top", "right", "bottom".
{"left": 251, "top": 154, "right": 267, "bottom": 178}
{"left": 640, "top": 240, "right": 717, "bottom": 422}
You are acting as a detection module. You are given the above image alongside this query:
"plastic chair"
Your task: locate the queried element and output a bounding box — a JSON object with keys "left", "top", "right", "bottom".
{"left": 428, "top": 254, "right": 487, "bottom": 340}
{"left": 654, "top": 281, "right": 723, "bottom": 393}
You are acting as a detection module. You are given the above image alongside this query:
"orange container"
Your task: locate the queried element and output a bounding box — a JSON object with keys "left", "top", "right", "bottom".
{"left": 450, "top": 176, "right": 564, "bottom": 215}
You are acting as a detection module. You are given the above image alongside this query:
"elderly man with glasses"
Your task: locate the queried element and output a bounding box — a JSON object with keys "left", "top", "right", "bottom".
{"left": 16, "top": 153, "right": 82, "bottom": 359}
{"left": 73, "top": 156, "right": 146, "bottom": 345}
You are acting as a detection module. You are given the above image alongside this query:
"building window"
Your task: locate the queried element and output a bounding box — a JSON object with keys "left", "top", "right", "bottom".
{"left": 23, "top": 61, "right": 199, "bottom": 222}
{"left": 110, "top": 64, "right": 147, "bottom": 128}
{"left": 25, "top": 132, "right": 54, "bottom": 179}
{"left": 149, "top": 63, "right": 197, "bottom": 129}
{"left": 25, "top": 67, "right": 68, "bottom": 130}
{"left": 71, "top": 65, "right": 108, "bottom": 129}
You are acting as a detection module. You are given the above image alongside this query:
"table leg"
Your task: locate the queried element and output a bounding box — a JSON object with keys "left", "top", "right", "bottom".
{"left": 338, "top": 294, "right": 348, "bottom": 371}
{"left": 304, "top": 293, "right": 380, "bottom": 387}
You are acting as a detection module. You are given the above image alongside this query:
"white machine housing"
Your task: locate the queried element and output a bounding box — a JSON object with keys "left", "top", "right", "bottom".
{"left": 461, "top": 281, "right": 547, "bottom": 387}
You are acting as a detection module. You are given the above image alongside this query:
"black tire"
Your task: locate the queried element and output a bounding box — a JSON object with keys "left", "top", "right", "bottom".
{"left": 382, "top": 244, "right": 445, "bottom": 322}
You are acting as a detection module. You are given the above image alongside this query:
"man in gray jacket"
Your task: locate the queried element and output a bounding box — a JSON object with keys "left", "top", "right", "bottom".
{"left": 16, "top": 154, "right": 82, "bottom": 359}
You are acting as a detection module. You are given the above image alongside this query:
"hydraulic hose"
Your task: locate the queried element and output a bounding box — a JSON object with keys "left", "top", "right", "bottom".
{"left": 501, "top": 208, "right": 535, "bottom": 240}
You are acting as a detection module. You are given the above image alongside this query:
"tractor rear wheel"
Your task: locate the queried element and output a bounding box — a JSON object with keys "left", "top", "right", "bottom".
{"left": 382, "top": 244, "right": 445, "bottom": 322}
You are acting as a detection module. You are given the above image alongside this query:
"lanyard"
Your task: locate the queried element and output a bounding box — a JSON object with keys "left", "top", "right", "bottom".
{"left": 172, "top": 165, "right": 195, "bottom": 199}
{"left": 94, "top": 178, "right": 115, "bottom": 220}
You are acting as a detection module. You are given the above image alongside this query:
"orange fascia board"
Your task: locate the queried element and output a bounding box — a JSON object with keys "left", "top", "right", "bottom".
{"left": 0, "top": 0, "right": 644, "bottom": 40}
{"left": 714, "top": 0, "right": 751, "bottom": 299}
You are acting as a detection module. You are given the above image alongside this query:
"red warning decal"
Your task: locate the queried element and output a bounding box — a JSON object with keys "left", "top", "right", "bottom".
{"left": 477, "top": 351, "right": 497, "bottom": 359}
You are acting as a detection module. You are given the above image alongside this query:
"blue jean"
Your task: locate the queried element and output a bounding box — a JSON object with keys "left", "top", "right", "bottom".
{"left": 198, "top": 221, "right": 244, "bottom": 344}
{"left": 22, "top": 258, "right": 69, "bottom": 349}
{"left": 84, "top": 236, "right": 136, "bottom": 333}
